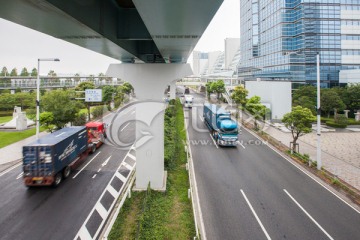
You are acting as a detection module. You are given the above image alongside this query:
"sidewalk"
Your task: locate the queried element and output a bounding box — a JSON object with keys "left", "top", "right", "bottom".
{"left": 263, "top": 125, "right": 360, "bottom": 191}
{"left": 0, "top": 132, "right": 48, "bottom": 172}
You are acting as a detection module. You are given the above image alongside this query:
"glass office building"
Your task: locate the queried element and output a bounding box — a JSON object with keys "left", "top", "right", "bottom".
{"left": 239, "top": 0, "right": 360, "bottom": 87}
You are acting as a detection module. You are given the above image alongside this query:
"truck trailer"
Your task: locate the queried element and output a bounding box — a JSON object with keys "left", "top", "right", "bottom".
{"left": 203, "top": 103, "right": 239, "bottom": 146}
{"left": 23, "top": 122, "right": 106, "bottom": 187}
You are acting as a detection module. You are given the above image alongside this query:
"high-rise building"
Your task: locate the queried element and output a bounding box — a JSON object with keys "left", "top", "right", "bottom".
{"left": 239, "top": 0, "right": 360, "bottom": 87}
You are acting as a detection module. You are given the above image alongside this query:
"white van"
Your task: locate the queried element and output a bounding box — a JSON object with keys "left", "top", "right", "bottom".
{"left": 184, "top": 95, "right": 193, "bottom": 108}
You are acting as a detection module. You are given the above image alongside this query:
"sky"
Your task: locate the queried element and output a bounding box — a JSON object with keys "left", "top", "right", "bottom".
{"left": 0, "top": 0, "right": 239, "bottom": 75}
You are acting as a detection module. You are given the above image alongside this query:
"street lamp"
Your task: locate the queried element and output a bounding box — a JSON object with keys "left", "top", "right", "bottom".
{"left": 36, "top": 58, "right": 60, "bottom": 139}
{"left": 316, "top": 52, "right": 321, "bottom": 170}
{"left": 284, "top": 51, "right": 321, "bottom": 170}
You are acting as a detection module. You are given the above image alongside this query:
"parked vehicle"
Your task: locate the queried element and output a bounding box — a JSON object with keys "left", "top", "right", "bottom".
{"left": 203, "top": 103, "right": 238, "bottom": 146}
{"left": 22, "top": 122, "right": 106, "bottom": 187}
{"left": 184, "top": 87, "right": 190, "bottom": 94}
{"left": 184, "top": 95, "right": 193, "bottom": 108}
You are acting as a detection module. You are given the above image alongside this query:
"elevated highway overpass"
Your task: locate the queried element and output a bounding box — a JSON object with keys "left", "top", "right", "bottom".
{"left": 0, "top": 0, "right": 224, "bottom": 190}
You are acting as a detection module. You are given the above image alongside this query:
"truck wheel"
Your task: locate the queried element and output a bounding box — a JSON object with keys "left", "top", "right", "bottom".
{"left": 91, "top": 144, "right": 97, "bottom": 153}
{"left": 63, "top": 166, "right": 71, "bottom": 179}
{"left": 53, "top": 173, "right": 62, "bottom": 187}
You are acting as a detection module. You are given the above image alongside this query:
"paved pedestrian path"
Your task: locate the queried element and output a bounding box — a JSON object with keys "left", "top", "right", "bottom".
{"left": 0, "top": 132, "right": 48, "bottom": 172}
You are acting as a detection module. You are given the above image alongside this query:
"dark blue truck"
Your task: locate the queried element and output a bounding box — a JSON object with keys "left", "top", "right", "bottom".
{"left": 203, "top": 103, "right": 239, "bottom": 146}
{"left": 23, "top": 126, "right": 89, "bottom": 187}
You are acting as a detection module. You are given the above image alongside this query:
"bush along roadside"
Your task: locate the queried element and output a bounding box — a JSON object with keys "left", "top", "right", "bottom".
{"left": 243, "top": 121, "right": 360, "bottom": 206}
{"left": 108, "top": 99, "right": 196, "bottom": 239}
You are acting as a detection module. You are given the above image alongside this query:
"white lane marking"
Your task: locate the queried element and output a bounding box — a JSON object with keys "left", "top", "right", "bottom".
{"left": 0, "top": 163, "right": 22, "bottom": 177}
{"left": 127, "top": 153, "right": 136, "bottom": 161}
{"left": 92, "top": 174, "right": 97, "bottom": 179}
{"left": 97, "top": 168, "right": 101, "bottom": 173}
{"left": 101, "top": 156, "right": 111, "bottom": 167}
{"left": 77, "top": 225, "right": 92, "bottom": 240}
{"left": 209, "top": 133, "right": 219, "bottom": 149}
{"left": 116, "top": 171, "right": 127, "bottom": 182}
{"left": 95, "top": 203, "right": 108, "bottom": 219}
{"left": 243, "top": 127, "right": 360, "bottom": 214}
{"left": 16, "top": 172, "right": 24, "bottom": 180}
{"left": 107, "top": 185, "right": 118, "bottom": 198}
{"left": 72, "top": 151, "right": 101, "bottom": 179}
{"left": 185, "top": 112, "right": 207, "bottom": 240}
{"left": 241, "top": 189, "right": 272, "bottom": 240}
{"left": 121, "top": 122, "right": 130, "bottom": 132}
{"left": 284, "top": 189, "right": 334, "bottom": 240}
{"left": 238, "top": 141, "right": 246, "bottom": 149}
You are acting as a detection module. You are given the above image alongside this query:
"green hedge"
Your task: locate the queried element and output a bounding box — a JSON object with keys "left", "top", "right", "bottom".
{"left": 326, "top": 121, "right": 347, "bottom": 128}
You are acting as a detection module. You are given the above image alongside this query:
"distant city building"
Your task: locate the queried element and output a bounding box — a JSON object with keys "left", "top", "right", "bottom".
{"left": 192, "top": 38, "right": 240, "bottom": 77}
{"left": 239, "top": 0, "right": 360, "bottom": 87}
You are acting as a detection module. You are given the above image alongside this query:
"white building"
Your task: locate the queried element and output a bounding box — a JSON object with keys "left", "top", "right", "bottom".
{"left": 245, "top": 80, "right": 292, "bottom": 121}
{"left": 339, "top": 69, "right": 360, "bottom": 85}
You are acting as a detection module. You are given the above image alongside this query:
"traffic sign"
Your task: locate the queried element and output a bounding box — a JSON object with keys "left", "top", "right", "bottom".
{"left": 85, "top": 89, "right": 102, "bottom": 102}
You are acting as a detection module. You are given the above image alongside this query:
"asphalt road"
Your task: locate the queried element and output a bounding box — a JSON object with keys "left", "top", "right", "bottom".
{"left": 187, "top": 91, "right": 360, "bottom": 240}
{"left": 0, "top": 105, "right": 136, "bottom": 240}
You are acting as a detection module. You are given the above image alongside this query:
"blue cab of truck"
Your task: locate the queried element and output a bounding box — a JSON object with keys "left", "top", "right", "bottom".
{"left": 203, "top": 103, "right": 239, "bottom": 146}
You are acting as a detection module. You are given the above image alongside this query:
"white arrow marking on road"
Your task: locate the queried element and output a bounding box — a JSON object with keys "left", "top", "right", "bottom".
{"left": 102, "top": 156, "right": 111, "bottom": 167}
{"left": 72, "top": 151, "right": 101, "bottom": 179}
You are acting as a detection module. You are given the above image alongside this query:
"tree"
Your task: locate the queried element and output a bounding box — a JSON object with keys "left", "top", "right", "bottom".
{"left": 40, "top": 111, "right": 55, "bottom": 132}
{"left": 47, "top": 70, "right": 57, "bottom": 77}
{"left": 231, "top": 85, "right": 248, "bottom": 106}
{"left": 10, "top": 68, "right": 18, "bottom": 76}
{"left": 205, "top": 82, "right": 213, "bottom": 100}
{"left": 20, "top": 67, "right": 29, "bottom": 76}
{"left": 122, "top": 82, "right": 134, "bottom": 95}
{"left": 42, "top": 89, "right": 81, "bottom": 129}
{"left": 293, "top": 85, "right": 316, "bottom": 113}
{"left": 321, "top": 89, "right": 345, "bottom": 118}
{"left": 282, "top": 106, "right": 316, "bottom": 153}
{"left": 346, "top": 83, "right": 360, "bottom": 112}
{"left": 75, "top": 81, "right": 96, "bottom": 121}
{"left": 1, "top": 67, "right": 9, "bottom": 76}
{"left": 246, "top": 95, "right": 269, "bottom": 129}
{"left": 211, "top": 80, "right": 225, "bottom": 99}
{"left": 31, "top": 68, "right": 38, "bottom": 77}
{"left": 102, "top": 85, "right": 116, "bottom": 107}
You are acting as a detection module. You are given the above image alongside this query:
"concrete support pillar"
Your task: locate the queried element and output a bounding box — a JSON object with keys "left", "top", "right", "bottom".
{"left": 169, "top": 81, "right": 176, "bottom": 99}
{"left": 107, "top": 63, "right": 192, "bottom": 190}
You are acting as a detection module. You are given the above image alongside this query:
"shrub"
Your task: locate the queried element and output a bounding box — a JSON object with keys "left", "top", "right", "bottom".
{"left": 73, "top": 112, "right": 87, "bottom": 126}
{"left": 334, "top": 114, "right": 348, "bottom": 125}
{"left": 91, "top": 105, "right": 106, "bottom": 119}
{"left": 326, "top": 121, "right": 347, "bottom": 128}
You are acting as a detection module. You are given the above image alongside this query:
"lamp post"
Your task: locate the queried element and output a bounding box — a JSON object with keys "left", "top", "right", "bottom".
{"left": 316, "top": 53, "right": 321, "bottom": 170}
{"left": 36, "top": 58, "right": 60, "bottom": 139}
{"left": 284, "top": 51, "right": 321, "bottom": 169}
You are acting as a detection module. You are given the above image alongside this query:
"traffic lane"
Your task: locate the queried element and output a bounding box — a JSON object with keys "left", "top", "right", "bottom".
{"left": 188, "top": 124, "right": 330, "bottom": 239}
{"left": 0, "top": 144, "right": 128, "bottom": 240}
{"left": 188, "top": 105, "right": 359, "bottom": 240}
{"left": 187, "top": 109, "right": 267, "bottom": 239}
{"left": 238, "top": 128, "right": 360, "bottom": 239}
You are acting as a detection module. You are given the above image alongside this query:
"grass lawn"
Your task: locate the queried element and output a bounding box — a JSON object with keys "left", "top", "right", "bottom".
{"left": 0, "top": 127, "right": 45, "bottom": 149}
{"left": 0, "top": 116, "right": 12, "bottom": 124}
{"left": 108, "top": 99, "right": 196, "bottom": 239}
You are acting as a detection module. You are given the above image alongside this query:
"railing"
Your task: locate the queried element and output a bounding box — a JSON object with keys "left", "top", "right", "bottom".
{"left": 0, "top": 76, "right": 123, "bottom": 89}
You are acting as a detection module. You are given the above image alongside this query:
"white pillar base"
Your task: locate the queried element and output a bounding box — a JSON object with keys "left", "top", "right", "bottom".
{"left": 107, "top": 63, "right": 192, "bottom": 190}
